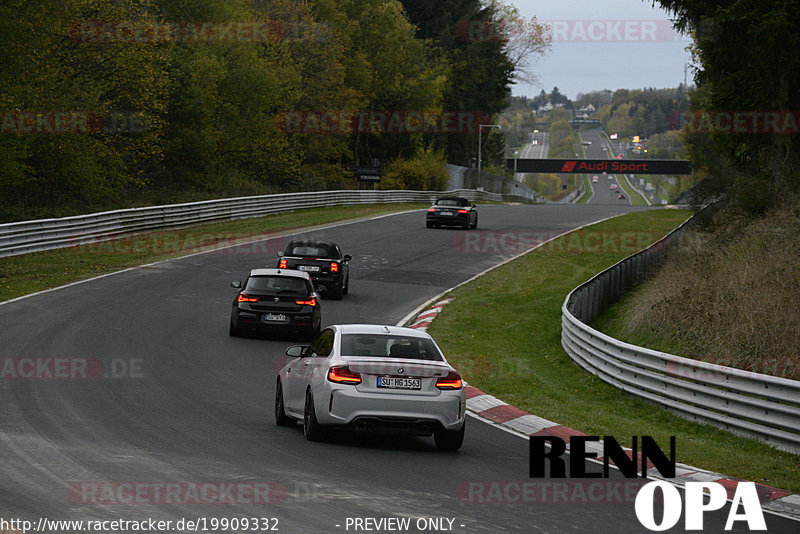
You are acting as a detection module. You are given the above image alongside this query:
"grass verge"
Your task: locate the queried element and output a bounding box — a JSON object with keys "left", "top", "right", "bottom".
{"left": 574, "top": 134, "right": 593, "bottom": 204}
{"left": 617, "top": 174, "right": 650, "bottom": 206}
{"left": 576, "top": 174, "right": 592, "bottom": 204}
{"left": 0, "top": 203, "right": 426, "bottom": 303}
{"left": 594, "top": 203, "right": 800, "bottom": 380}
{"left": 428, "top": 209, "right": 800, "bottom": 492}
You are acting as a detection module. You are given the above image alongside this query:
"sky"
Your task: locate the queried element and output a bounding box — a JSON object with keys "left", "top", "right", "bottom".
{"left": 508, "top": 0, "right": 694, "bottom": 100}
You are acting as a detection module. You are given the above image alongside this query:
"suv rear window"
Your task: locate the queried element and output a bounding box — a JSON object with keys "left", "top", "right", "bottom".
{"left": 340, "top": 334, "right": 443, "bottom": 361}
{"left": 245, "top": 276, "right": 309, "bottom": 294}
{"left": 285, "top": 243, "right": 337, "bottom": 258}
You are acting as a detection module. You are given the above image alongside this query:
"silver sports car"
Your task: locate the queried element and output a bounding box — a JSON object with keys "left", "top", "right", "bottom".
{"left": 275, "top": 324, "right": 466, "bottom": 451}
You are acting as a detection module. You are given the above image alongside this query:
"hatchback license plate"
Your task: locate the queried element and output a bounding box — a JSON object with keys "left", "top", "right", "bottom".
{"left": 265, "top": 313, "right": 287, "bottom": 322}
{"left": 377, "top": 377, "right": 422, "bottom": 390}
{"left": 299, "top": 265, "right": 320, "bottom": 272}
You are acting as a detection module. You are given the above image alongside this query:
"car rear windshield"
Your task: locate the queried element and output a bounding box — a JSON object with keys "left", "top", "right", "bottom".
{"left": 245, "top": 276, "right": 308, "bottom": 294}
{"left": 285, "top": 243, "right": 337, "bottom": 258}
{"left": 340, "top": 334, "right": 443, "bottom": 361}
{"left": 436, "top": 198, "right": 467, "bottom": 207}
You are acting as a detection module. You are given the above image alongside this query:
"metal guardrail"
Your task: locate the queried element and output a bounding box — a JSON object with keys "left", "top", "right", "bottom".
{"left": 561, "top": 212, "right": 800, "bottom": 454}
{"left": 0, "top": 189, "right": 533, "bottom": 258}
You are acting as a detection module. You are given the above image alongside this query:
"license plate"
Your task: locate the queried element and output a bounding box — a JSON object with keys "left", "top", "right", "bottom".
{"left": 265, "top": 313, "right": 287, "bottom": 322}
{"left": 299, "top": 265, "right": 320, "bottom": 272}
{"left": 440, "top": 211, "right": 453, "bottom": 216}
{"left": 377, "top": 377, "right": 422, "bottom": 390}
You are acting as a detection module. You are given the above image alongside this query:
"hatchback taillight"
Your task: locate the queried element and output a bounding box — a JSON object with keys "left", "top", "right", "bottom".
{"left": 295, "top": 298, "right": 316, "bottom": 306}
{"left": 278, "top": 259, "right": 287, "bottom": 269}
{"left": 436, "top": 371, "right": 463, "bottom": 390}
{"left": 237, "top": 293, "right": 258, "bottom": 303}
{"left": 427, "top": 208, "right": 436, "bottom": 212}
{"left": 330, "top": 262, "right": 339, "bottom": 273}
{"left": 328, "top": 366, "right": 361, "bottom": 385}
{"left": 457, "top": 209, "right": 468, "bottom": 214}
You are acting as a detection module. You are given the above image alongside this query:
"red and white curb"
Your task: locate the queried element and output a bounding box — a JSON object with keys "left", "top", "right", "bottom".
{"left": 406, "top": 299, "right": 800, "bottom": 520}
{"left": 406, "top": 298, "right": 454, "bottom": 332}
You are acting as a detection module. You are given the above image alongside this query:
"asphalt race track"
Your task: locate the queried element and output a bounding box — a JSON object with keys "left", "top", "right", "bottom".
{"left": 1, "top": 204, "right": 796, "bottom": 533}
{"left": 580, "top": 129, "right": 633, "bottom": 205}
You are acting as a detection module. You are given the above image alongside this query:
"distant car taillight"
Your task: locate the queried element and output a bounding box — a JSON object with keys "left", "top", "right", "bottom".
{"left": 278, "top": 259, "right": 288, "bottom": 269}
{"left": 237, "top": 294, "right": 258, "bottom": 303}
{"left": 427, "top": 208, "right": 436, "bottom": 212}
{"left": 436, "top": 371, "right": 463, "bottom": 390}
{"left": 330, "top": 262, "right": 339, "bottom": 273}
{"left": 457, "top": 209, "right": 468, "bottom": 214}
{"left": 295, "top": 298, "right": 316, "bottom": 307}
{"left": 327, "top": 366, "right": 361, "bottom": 385}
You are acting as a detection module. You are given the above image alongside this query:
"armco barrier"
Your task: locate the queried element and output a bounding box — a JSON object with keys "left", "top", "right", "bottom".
{"left": 0, "top": 189, "right": 533, "bottom": 258}
{"left": 561, "top": 212, "right": 800, "bottom": 454}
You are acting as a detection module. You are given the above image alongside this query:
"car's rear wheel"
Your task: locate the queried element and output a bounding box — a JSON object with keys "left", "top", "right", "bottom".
{"left": 426, "top": 221, "right": 433, "bottom": 228}
{"left": 328, "top": 283, "right": 344, "bottom": 300}
{"left": 434, "top": 422, "right": 465, "bottom": 451}
{"left": 303, "top": 391, "right": 326, "bottom": 441}
{"left": 275, "top": 379, "right": 294, "bottom": 427}
{"left": 229, "top": 318, "right": 242, "bottom": 337}
{"left": 342, "top": 274, "right": 349, "bottom": 295}
{"left": 470, "top": 215, "right": 478, "bottom": 229}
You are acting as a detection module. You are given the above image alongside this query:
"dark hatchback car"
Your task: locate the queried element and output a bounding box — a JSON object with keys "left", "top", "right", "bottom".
{"left": 277, "top": 240, "right": 351, "bottom": 300}
{"left": 230, "top": 268, "right": 321, "bottom": 339}
{"left": 426, "top": 197, "right": 478, "bottom": 229}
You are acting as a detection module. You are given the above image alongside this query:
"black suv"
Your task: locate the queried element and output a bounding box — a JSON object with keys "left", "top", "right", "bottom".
{"left": 277, "top": 240, "right": 351, "bottom": 299}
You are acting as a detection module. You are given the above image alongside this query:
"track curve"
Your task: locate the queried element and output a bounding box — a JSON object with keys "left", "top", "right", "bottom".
{"left": 2, "top": 204, "right": 794, "bottom": 533}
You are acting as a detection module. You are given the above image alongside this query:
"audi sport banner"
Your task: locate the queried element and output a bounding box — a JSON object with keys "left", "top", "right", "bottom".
{"left": 507, "top": 159, "right": 692, "bottom": 175}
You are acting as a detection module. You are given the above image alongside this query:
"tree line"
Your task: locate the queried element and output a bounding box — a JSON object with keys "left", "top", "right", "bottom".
{"left": 0, "top": 0, "right": 548, "bottom": 221}
{"left": 655, "top": 0, "right": 800, "bottom": 212}
{"left": 596, "top": 87, "right": 690, "bottom": 139}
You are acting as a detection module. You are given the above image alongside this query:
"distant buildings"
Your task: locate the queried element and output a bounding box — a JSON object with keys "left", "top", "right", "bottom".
{"left": 536, "top": 102, "right": 596, "bottom": 117}
{"left": 574, "top": 104, "right": 596, "bottom": 118}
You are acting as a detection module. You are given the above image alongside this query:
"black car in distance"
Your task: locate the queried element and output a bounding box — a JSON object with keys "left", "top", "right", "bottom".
{"left": 229, "top": 268, "right": 322, "bottom": 339}
{"left": 277, "top": 240, "right": 351, "bottom": 299}
{"left": 426, "top": 197, "right": 478, "bottom": 229}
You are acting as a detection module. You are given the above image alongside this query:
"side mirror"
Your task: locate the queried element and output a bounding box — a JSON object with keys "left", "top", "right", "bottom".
{"left": 276, "top": 251, "right": 284, "bottom": 257}
{"left": 230, "top": 281, "right": 242, "bottom": 289}
{"left": 286, "top": 345, "right": 308, "bottom": 358}
{"left": 344, "top": 254, "right": 352, "bottom": 262}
